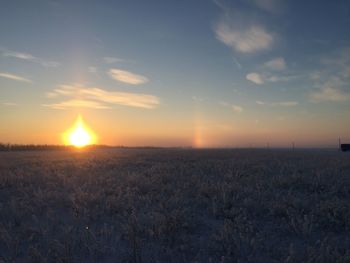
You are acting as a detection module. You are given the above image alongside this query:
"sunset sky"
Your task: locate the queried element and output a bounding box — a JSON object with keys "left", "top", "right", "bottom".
{"left": 1, "top": 0, "right": 350, "bottom": 147}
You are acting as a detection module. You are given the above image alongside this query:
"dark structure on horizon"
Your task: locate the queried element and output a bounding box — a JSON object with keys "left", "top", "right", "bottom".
{"left": 0, "top": 143, "right": 111, "bottom": 152}
{"left": 340, "top": 144, "right": 350, "bottom": 152}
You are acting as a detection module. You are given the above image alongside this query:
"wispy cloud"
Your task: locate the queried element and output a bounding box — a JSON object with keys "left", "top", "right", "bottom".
{"left": 43, "top": 99, "right": 111, "bottom": 110}
{"left": 246, "top": 72, "right": 264, "bottom": 84}
{"left": 3, "top": 51, "right": 35, "bottom": 60}
{"left": 252, "top": 0, "right": 285, "bottom": 13}
{"left": 256, "top": 100, "right": 299, "bottom": 106}
{"left": 214, "top": 0, "right": 275, "bottom": 54}
{"left": 220, "top": 101, "right": 243, "bottom": 113}
{"left": 44, "top": 84, "right": 159, "bottom": 109}
{"left": 0, "top": 72, "right": 32, "bottom": 83}
{"left": 309, "top": 71, "right": 321, "bottom": 80}
{"left": 272, "top": 101, "right": 299, "bottom": 106}
{"left": 192, "top": 96, "right": 205, "bottom": 102}
{"left": 319, "top": 47, "right": 350, "bottom": 80}
{"left": 320, "top": 47, "right": 350, "bottom": 70}
{"left": 2, "top": 102, "right": 18, "bottom": 106}
{"left": 103, "top": 57, "right": 124, "bottom": 64}
{"left": 232, "top": 105, "right": 243, "bottom": 113}
{"left": 263, "top": 57, "right": 286, "bottom": 71}
{"left": 108, "top": 69, "right": 149, "bottom": 85}
{"left": 310, "top": 87, "right": 349, "bottom": 102}
{"left": 1, "top": 49, "right": 60, "bottom": 67}
{"left": 309, "top": 49, "right": 350, "bottom": 103}
{"left": 245, "top": 56, "right": 296, "bottom": 86}
{"left": 216, "top": 24, "right": 273, "bottom": 53}
{"left": 246, "top": 71, "right": 297, "bottom": 85}
{"left": 246, "top": 57, "right": 290, "bottom": 85}
{"left": 233, "top": 57, "right": 243, "bottom": 69}
{"left": 88, "top": 66, "right": 97, "bottom": 73}
{"left": 267, "top": 75, "right": 300, "bottom": 82}
{"left": 256, "top": 100, "right": 265, "bottom": 105}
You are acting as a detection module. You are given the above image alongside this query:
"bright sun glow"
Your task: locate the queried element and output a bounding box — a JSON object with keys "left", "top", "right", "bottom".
{"left": 63, "top": 115, "right": 97, "bottom": 148}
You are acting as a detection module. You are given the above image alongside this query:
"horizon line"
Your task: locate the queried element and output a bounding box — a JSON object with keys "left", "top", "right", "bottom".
{"left": 0, "top": 143, "right": 343, "bottom": 150}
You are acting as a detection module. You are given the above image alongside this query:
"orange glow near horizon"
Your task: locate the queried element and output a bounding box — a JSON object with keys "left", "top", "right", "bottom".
{"left": 63, "top": 115, "right": 97, "bottom": 148}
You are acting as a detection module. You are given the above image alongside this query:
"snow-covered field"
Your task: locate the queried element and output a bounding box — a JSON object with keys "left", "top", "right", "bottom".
{"left": 0, "top": 149, "right": 349, "bottom": 262}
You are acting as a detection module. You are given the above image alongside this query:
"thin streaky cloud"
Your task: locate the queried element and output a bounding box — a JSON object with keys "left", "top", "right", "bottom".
{"left": 2, "top": 102, "right": 18, "bottom": 106}
{"left": 220, "top": 101, "right": 243, "bottom": 113}
{"left": 272, "top": 101, "right": 298, "bottom": 106}
{"left": 309, "top": 87, "right": 349, "bottom": 102}
{"left": 233, "top": 57, "right": 243, "bottom": 69}
{"left": 0, "top": 72, "right": 32, "bottom": 83}
{"left": 212, "top": 0, "right": 226, "bottom": 10}
{"left": 252, "top": 0, "right": 285, "bottom": 14}
{"left": 108, "top": 69, "right": 149, "bottom": 85}
{"left": 256, "top": 100, "right": 299, "bottom": 106}
{"left": 103, "top": 57, "right": 124, "bottom": 64}
{"left": 40, "top": 61, "right": 60, "bottom": 67}
{"left": 46, "top": 84, "right": 159, "bottom": 109}
{"left": 3, "top": 51, "right": 35, "bottom": 60}
{"left": 43, "top": 99, "right": 111, "bottom": 110}
{"left": 246, "top": 72, "right": 298, "bottom": 85}
{"left": 2, "top": 49, "right": 60, "bottom": 67}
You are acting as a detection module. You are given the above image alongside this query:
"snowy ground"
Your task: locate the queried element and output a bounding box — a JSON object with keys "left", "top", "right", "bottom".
{"left": 0, "top": 148, "right": 349, "bottom": 262}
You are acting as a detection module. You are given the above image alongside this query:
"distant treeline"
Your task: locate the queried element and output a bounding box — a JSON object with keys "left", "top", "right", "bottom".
{"left": 0, "top": 143, "right": 111, "bottom": 151}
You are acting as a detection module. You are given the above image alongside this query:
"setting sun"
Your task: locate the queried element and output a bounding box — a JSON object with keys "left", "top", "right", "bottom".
{"left": 63, "top": 115, "right": 97, "bottom": 148}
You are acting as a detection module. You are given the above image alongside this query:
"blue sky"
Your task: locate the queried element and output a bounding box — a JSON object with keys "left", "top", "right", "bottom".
{"left": 1, "top": 0, "right": 350, "bottom": 147}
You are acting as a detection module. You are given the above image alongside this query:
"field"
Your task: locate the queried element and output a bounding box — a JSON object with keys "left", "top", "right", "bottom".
{"left": 0, "top": 149, "right": 349, "bottom": 262}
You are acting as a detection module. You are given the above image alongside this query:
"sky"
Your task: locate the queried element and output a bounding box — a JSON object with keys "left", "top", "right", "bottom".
{"left": 1, "top": 0, "right": 350, "bottom": 147}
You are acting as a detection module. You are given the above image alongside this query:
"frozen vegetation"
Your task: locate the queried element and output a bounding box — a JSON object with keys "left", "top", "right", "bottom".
{"left": 0, "top": 149, "right": 349, "bottom": 262}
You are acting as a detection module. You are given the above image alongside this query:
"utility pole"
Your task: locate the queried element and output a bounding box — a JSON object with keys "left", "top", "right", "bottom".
{"left": 338, "top": 137, "right": 341, "bottom": 151}
{"left": 292, "top": 142, "right": 295, "bottom": 151}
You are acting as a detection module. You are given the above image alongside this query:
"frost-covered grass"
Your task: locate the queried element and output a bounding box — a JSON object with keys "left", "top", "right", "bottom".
{"left": 0, "top": 149, "right": 349, "bottom": 262}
